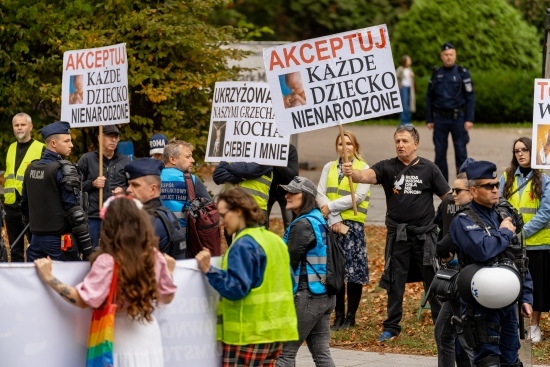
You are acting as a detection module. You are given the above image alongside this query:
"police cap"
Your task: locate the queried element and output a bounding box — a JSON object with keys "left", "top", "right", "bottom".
{"left": 441, "top": 42, "right": 455, "bottom": 51}
{"left": 461, "top": 160, "right": 497, "bottom": 180}
{"left": 124, "top": 158, "right": 163, "bottom": 180}
{"left": 41, "top": 121, "right": 71, "bottom": 139}
{"left": 458, "top": 157, "right": 475, "bottom": 174}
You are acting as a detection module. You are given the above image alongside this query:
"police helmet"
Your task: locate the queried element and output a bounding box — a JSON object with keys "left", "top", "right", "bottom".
{"left": 457, "top": 262, "right": 522, "bottom": 309}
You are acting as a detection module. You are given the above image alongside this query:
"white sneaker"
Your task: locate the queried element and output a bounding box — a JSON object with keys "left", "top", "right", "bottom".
{"left": 530, "top": 325, "right": 542, "bottom": 343}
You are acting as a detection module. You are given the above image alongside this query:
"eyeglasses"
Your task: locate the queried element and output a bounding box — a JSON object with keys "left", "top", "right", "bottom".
{"left": 475, "top": 182, "right": 500, "bottom": 191}
{"left": 218, "top": 210, "right": 232, "bottom": 219}
{"left": 452, "top": 187, "right": 468, "bottom": 195}
{"left": 513, "top": 147, "right": 529, "bottom": 155}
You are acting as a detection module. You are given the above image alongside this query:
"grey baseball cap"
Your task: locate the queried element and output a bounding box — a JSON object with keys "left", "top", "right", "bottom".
{"left": 278, "top": 176, "right": 317, "bottom": 197}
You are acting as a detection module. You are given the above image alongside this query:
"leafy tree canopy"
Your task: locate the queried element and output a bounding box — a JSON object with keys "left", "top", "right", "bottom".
{"left": 391, "top": 0, "right": 541, "bottom": 76}
{"left": 0, "top": 0, "right": 246, "bottom": 165}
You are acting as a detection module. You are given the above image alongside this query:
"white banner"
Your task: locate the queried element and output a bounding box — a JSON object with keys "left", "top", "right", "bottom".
{"left": 0, "top": 259, "right": 221, "bottom": 367}
{"left": 61, "top": 43, "right": 130, "bottom": 128}
{"left": 532, "top": 79, "right": 550, "bottom": 167}
{"left": 205, "top": 81, "right": 290, "bottom": 166}
{"left": 263, "top": 24, "right": 401, "bottom": 136}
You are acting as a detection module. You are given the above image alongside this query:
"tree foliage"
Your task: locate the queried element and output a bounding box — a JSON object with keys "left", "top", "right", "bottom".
{"left": 391, "top": 0, "right": 541, "bottom": 76}
{"left": 211, "top": 0, "right": 402, "bottom": 42}
{"left": 0, "top": 0, "right": 246, "bottom": 165}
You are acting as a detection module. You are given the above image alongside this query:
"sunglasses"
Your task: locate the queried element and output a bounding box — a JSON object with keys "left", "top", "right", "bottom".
{"left": 475, "top": 182, "right": 500, "bottom": 191}
{"left": 396, "top": 124, "right": 416, "bottom": 132}
{"left": 452, "top": 187, "right": 468, "bottom": 195}
{"left": 513, "top": 147, "right": 529, "bottom": 155}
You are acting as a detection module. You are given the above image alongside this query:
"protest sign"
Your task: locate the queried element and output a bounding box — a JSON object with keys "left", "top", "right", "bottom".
{"left": 60, "top": 43, "right": 130, "bottom": 128}
{"left": 205, "top": 81, "right": 290, "bottom": 166}
{"left": 532, "top": 79, "right": 550, "bottom": 167}
{"left": 0, "top": 259, "right": 221, "bottom": 367}
{"left": 263, "top": 24, "right": 401, "bottom": 136}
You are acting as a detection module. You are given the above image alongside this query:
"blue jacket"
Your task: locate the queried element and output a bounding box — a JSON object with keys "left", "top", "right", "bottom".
{"left": 213, "top": 161, "right": 272, "bottom": 185}
{"left": 283, "top": 208, "right": 328, "bottom": 295}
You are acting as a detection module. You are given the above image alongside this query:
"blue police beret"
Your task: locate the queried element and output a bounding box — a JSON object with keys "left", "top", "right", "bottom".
{"left": 149, "top": 133, "right": 168, "bottom": 156}
{"left": 41, "top": 121, "right": 71, "bottom": 139}
{"left": 461, "top": 160, "right": 497, "bottom": 180}
{"left": 458, "top": 157, "right": 475, "bottom": 173}
{"left": 441, "top": 42, "right": 455, "bottom": 51}
{"left": 124, "top": 158, "right": 163, "bottom": 180}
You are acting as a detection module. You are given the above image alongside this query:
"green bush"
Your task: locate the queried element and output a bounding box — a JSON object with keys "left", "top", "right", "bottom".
{"left": 413, "top": 69, "right": 538, "bottom": 123}
{"left": 391, "top": 0, "right": 541, "bottom": 76}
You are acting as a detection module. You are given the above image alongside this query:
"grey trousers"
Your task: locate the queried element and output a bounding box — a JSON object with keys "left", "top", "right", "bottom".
{"left": 277, "top": 290, "right": 336, "bottom": 367}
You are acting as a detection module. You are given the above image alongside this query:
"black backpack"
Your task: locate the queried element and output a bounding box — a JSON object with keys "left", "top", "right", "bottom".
{"left": 305, "top": 216, "right": 345, "bottom": 296}
{"left": 154, "top": 207, "right": 187, "bottom": 259}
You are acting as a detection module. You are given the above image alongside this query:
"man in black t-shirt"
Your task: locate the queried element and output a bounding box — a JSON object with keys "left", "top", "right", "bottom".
{"left": 343, "top": 124, "right": 450, "bottom": 342}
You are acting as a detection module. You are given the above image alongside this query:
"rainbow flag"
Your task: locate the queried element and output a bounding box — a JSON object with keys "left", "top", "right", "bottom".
{"left": 86, "top": 264, "right": 118, "bottom": 367}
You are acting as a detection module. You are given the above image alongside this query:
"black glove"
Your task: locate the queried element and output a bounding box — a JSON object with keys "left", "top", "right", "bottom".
{"left": 495, "top": 197, "right": 523, "bottom": 233}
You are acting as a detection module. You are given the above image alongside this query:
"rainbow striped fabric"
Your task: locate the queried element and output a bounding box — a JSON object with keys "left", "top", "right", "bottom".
{"left": 86, "top": 264, "right": 118, "bottom": 367}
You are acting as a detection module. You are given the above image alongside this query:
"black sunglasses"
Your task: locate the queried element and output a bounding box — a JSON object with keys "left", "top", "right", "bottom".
{"left": 475, "top": 182, "right": 500, "bottom": 191}
{"left": 452, "top": 187, "right": 468, "bottom": 194}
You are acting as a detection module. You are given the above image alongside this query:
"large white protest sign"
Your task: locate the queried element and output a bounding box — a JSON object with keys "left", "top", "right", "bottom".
{"left": 263, "top": 24, "right": 401, "bottom": 136}
{"left": 205, "top": 81, "right": 290, "bottom": 166}
{"left": 60, "top": 43, "right": 130, "bottom": 127}
{"left": 532, "top": 79, "right": 550, "bottom": 167}
{"left": 0, "top": 259, "right": 221, "bottom": 367}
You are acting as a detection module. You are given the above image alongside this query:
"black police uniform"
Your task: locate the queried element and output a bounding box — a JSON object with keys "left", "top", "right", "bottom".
{"left": 426, "top": 43, "right": 475, "bottom": 182}
{"left": 21, "top": 122, "right": 92, "bottom": 261}
{"left": 450, "top": 161, "right": 533, "bottom": 367}
{"left": 124, "top": 158, "right": 186, "bottom": 258}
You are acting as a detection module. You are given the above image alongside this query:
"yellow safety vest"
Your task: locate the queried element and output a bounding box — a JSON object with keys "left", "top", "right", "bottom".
{"left": 326, "top": 159, "right": 370, "bottom": 223}
{"left": 4, "top": 140, "right": 44, "bottom": 204}
{"left": 217, "top": 227, "right": 298, "bottom": 345}
{"left": 506, "top": 172, "right": 550, "bottom": 246}
{"left": 237, "top": 174, "right": 272, "bottom": 211}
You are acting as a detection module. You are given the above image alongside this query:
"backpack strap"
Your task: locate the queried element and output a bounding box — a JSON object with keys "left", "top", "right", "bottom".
{"left": 185, "top": 173, "right": 196, "bottom": 201}
{"left": 153, "top": 207, "right": 177, "bottom": 253}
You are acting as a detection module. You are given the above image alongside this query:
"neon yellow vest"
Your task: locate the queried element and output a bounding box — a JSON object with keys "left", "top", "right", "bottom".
{"left": 326, "top": 159, "right": 370, "bottom": 223}
{"left": 237, "top": 173, "right": 272, "bottom": 211}
{"left": 217, "top": 227, "right": 298, "bottom": 345}
{"left": 4, "top": 140, "right": 44, "bottom": 204}
{"left": 506, "top": 172, "right": 550, "bottom": 246}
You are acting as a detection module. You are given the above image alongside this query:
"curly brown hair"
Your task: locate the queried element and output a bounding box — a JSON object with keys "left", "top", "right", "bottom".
{"left": 216, "top": 187, "right": 265, "bottom": 227}
{"left": 91, "top": 197, "right": 159, "bottom": 322}
{"left": 503, "top": 137, "right": 542, "bottom": 200}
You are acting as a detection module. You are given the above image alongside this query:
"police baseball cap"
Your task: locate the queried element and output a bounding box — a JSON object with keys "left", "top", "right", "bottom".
{"left": 461, "top": 160, "right": 497, "bottom": 180}
{"left": 149, "top": 134, "right": 168, "bottom": 156}
{"left": 441, "top": 42, "right": 455, "bottom": 51}
{"left": 124, "top": 158, "right": 163, "bottom": 180}
{"left": 102, "top": 125, "right": 120, "bottom": 135}
{"left": 41, "top": 121, "right": 71, "bottom": 139}
{"left": 278, "top": 176, "right": 318, "bottom": 197}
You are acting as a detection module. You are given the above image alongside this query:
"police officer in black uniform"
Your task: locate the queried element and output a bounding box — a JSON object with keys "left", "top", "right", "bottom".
{"left": 124, "top": 158, "right": 186, "bottom": 259}
{"left": 22, "top": 121, "right": 92, "bottom": 261}
{"left": 426, "top": 42, "right": 475, "bottom": 182}
{"left": 450, "top": 160, "right": 533, "bottom": 367}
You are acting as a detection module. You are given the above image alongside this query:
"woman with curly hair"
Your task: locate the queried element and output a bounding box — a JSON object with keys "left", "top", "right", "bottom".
{"left": 195, "top": 187, "right": 298, "bottom": 366}
{"left": 316, "top": 130, "right": 370, "bottom": 330}
{"left": 34, "top": 196, "right": 177, "bottom": 366}
{"left": 499, "top": 137, "right": 550, "bottom": 343}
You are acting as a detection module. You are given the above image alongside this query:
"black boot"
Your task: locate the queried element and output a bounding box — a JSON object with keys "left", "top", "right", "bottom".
{"left": 331, "top": 312, "right": 345, "bottom": 331}
{"left": 340, "top": 313, "right": 356, "bottom": 330}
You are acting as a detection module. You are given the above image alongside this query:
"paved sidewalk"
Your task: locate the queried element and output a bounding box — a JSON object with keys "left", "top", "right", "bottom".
{"left": 296, "top": 347, "right": 550, "bottom": 367}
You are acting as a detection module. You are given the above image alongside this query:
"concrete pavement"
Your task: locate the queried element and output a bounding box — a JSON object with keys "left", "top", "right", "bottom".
{"left": 296, "top": 347, "right": 550, "bottom": 367}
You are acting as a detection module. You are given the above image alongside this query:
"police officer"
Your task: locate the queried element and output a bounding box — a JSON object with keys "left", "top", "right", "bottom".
{"left": 426, "top": 42, "right": 475, "bottom": 182}
{"left": 124, "top": 158, "right": 186, "bottom": 258}
{"left": 22, "top": 121, "right": 92, "bottom": 261}
{"left": 450, "top": 160, "right": 533, "bottom": 367}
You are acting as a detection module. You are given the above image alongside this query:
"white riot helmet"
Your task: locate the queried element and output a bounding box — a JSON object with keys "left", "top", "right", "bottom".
{"left": 457, "top": 261, "right": 522, "bottom": 309}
